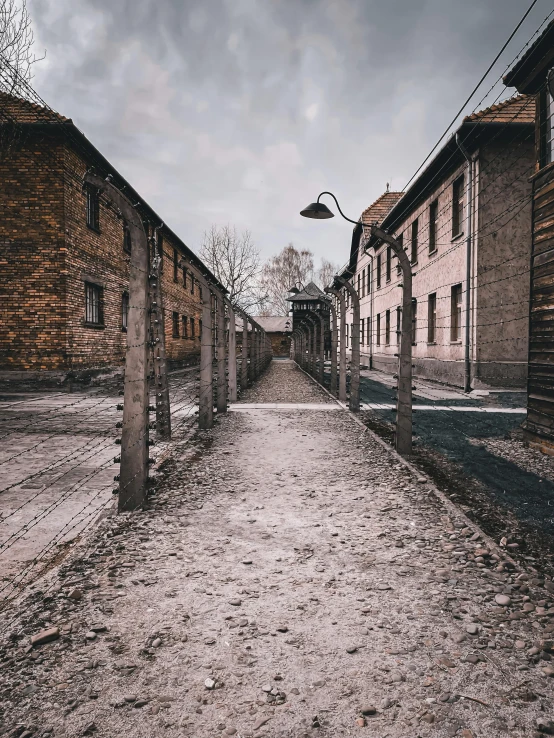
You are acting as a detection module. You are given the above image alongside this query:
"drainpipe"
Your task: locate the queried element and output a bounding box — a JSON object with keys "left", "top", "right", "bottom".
{"left": 456, "top": 133, "right": 473, "bottom": 394}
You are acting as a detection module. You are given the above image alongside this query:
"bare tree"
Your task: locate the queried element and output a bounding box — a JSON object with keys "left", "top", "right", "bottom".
{"left": 317, "top": 258, "right": 341, "bottom": 290}
{"left": 0, "top": 0, "right": 43, "bottom": 94}
{"left": 200, "top": 225, "right": 267, "bottom": 312}
{"left": 260, "top": 243, "right": 314, "bottom": 315}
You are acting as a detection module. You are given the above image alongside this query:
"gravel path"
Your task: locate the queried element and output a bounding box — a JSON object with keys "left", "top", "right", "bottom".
{"left": 1, "top": 362, "right": 554, "bottom": 738}
{"left": 239, "top": 360, "right": 332, "bottom": 404}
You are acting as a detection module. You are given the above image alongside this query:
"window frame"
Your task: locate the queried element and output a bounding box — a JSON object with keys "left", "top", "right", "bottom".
{"left": 451, "top": 284, "right": 463, "bottom": 342}
{"left": 172, "top": 311, "right": 180, "bottom": 338}
{"left": 385, "top": 309, "right": 390, "bottom": 345}
{"left": 376, "top": 313, "right": 381, "bottom": 346}
{"left": 428, "top": 292, "right": 437, "bottom": 343}
{"left": 123, "top": 225, "right": 132, "bottom": 254}
{"left": 84, "top": 281, "right": 104, "bottom": 327}
{"left": 121, "top": 291, "right": 129, "bottom": 332}
{"left": 376, "top": 253, "right": 382, "bottom": 288}
{"left": 173, "top": 249, "right": 179, "bottom": 283}
{"left": 429, "top": 199, "right": 438, "bottom": 254}
{"left": 182, "top": 315, "right": 188, "bottom": 339}
{"left": 386, "top": 246, "right": 392, "bottom": 282}
{"left": 452, "top": 175, "right": 464, "bottom": 238}
{"left": 410, "top": 218, "right": 418, "bottom": 264}
{"left": 411, "top": 298, "right": 417, "bottom": 345}
{"left": 86, "top": 185, "right": 100, "bottom": 233}
{"left": 396, "top": 306, "right": 401, "bottom": 345}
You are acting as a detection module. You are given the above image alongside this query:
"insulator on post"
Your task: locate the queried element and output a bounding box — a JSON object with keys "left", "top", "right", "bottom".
{"left": 115, "top": 438, "right": 122, "bottom": 445}
{"left": 148, "top": 405, "right": 155, "bottom": 411}
{"left": 112, "top": 488, "right": 119, "bottom": 495}
{"left": 113, "top": 456, "right": 121, "bottom": 463}
{"left": 114, "top": 474, "right": 120, "bottom": 481}
{"left": 147, "top": 440, "right": 155, "bottom": 446}
{"left": 117, "top": 404, "right": 124, "bottom": 411}
{"left": 116, "top": 421, "right": 123, "bottom": 428}
{"left": 147, "top": 457, "right": 155, "bottom": 464}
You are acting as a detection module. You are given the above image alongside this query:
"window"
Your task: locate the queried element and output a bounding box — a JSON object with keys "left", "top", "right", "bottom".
{"left": 396, "top": 306, "right": 401, "bottom": 345}
{"left": 121, "top": 292, "right": 129, "bottom": 331}
{"left": 386, "top": 246, "right": 392, "bottom": 282}
{"left": 172, "top": 311, "right": 179, "bottom": 338}
{"left": 183, "top": 266, "right": 187, "bottom": 289}
{"left": 123, "top": 225, "right": 132, "bottom": 254}
{"left": 366, "top": 316, "right": 371, "bottom": 348}
{"left": 376, "top": 313, "right": 381, "bottom": 346}
{"left": 412, "top": 299, "right": 417, "bottom": 344}
{"left": 376, "top": 253, "right": 382, "bottom": 288}
{"left": 357, "top": 273, "right": 361, "bottom": 296}
{"left": 428, "top": 293, "right": 437, "bottom": 343}
{"left": 452, "top": 175, "right": 464, "bottom": 237}
{"left": 198, "top": 318, "right": 202, "bottom": 336}
{"left": 84, "top": 282, "right": 103, "bottom": 326}
{"left": 429, "top": 200, "right": 438, "bottom": 253}
{"left": 173, "top": 249, "right": 179, "bottom": 283}
{"left": 360, "top": 319, "right": 365, "bottom": 346}
{"left": 191, "top": 317, "right": 196, "bottom": 338}
{"left": 385, "top": 309, "right": 390, "bottom": 345}
{"left": 367, "top": 265, "right": 371, "bottom": 294}
{"left": 190, "top": 274, "right": 195, "bottom": 295}
{"left": 86, "top": 185, "right": 100, "bottom": 231}
{"left": 182, "top": 315, "right": 188, "bottom": 338}
{"left": 451, "top": 284, "right": 462, "bottom": 341}
{"left": 361, "top": 269, "right": 366, "bottom": 298}
{"left": 346, "top": 322, "right": 349, "bottom": 348}
{"left": 411, "top": 218, "right": 418, "bottom": 263}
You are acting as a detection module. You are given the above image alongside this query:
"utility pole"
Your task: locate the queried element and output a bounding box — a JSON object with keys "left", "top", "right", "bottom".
{"left": 371, "top": 225, "right": 413, "bottom": 456}
{"left": 225, "top": 298, "right": 237, "bottom": 403}
{"left": 335, "top": 276, "right": 360, "bottom": 412}
{"left": 84, "top": 172, "right": 149, "bottom": 512}
{"left": 216, "top": 291, "right": 227, "bottom": 414}
{"left": 150, "top": 225, "right": 171, "bottom": 441}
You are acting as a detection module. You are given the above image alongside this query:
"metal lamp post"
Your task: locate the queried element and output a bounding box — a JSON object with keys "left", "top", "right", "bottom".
{"left": 301, "top": 192, "right": 413, "bottom": 455}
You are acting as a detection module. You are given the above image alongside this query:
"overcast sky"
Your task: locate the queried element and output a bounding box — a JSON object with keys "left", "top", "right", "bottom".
{"left": 29, "top": 0, "right": 552, "bottom": 271}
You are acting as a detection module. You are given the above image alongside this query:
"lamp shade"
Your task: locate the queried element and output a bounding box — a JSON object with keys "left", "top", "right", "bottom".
{"left": 300, "top": 202, "right": 334, "bottom": 219}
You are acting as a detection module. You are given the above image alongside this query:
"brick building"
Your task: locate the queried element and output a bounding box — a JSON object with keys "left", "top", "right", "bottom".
{"left": 339, "top": 95, "right": 535, "bottom": 388}
{"left": 0, "top": 92, "right": 223, "bottom": 374}
{"left": 254, "top": 317, "right": 292, "bottom": 357}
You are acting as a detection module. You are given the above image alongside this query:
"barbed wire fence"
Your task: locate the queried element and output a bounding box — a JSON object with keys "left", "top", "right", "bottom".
{"left": 0, "top": 61, "right": 272, "bottom": 608}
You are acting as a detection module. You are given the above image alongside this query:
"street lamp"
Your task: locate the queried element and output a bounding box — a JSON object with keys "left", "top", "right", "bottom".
{"left": 300, "top": 191, "right": 413, "bottom": 456}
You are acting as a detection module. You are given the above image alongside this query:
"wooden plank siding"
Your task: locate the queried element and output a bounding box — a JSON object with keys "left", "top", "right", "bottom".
{"left": 527, "top": 164, "right": 554, "bottom": 441}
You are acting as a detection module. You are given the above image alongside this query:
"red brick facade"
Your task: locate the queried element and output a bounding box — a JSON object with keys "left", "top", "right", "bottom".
{"left": 0, "top": 108, "right": 219, "bottom": 372}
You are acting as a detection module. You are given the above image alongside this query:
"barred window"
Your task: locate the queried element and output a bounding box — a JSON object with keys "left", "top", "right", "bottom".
{"left": 86, "top": 186, "right": 100, "bottom": 231}
{"left": 84, "top": 282, "right": 103, "bottom": 325}
{"left": 452, "top": 175, "right": 464, "bottom": 237}
{"left": 411, "top": 218, "right": 418, "bottom": 263}
{"left": 376, "top": 313, "right": 381, "bottom": 346}
{"left": 428, "top": 293, "right": 437, "bottom": 343}
{"left": 191, "top": 317, "right": 196, "bottom": 338}
{"left": 376, "top": 253, "right": 382, "bottom": 288}
{"left": 121, "top": 292, "right": 129, "bottom": 331}
{"left": 182, "top": 315, "right": 188, "bottom": 338}
{"left": 174, "top": 249, "right": 179, "bottom": 283}
{"left": 429, "top": 199, "right": 438, "bottom": 253}
{"left": 172, "top": 311, "right": 179, "bottom": 338}
{"left": 451, "top": 284, "right": 462, "bottom": 341}
{"left": 385, "top": 309, "right": 390, "bottom": 345}
{"left": 412, "top": 298, "right": 417, "bottom": 344}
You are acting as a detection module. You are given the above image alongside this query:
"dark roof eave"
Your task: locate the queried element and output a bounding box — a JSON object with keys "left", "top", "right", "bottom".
{"left": 503, "top": 21, "right": 554, "bottom": 93}
{"left": 8, "top": 120, "right": 227, "bottom": 293}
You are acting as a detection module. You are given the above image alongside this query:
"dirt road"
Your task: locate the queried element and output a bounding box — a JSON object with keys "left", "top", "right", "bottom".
{"left": 1, "top": 362, "right": 553, "bottom": 738}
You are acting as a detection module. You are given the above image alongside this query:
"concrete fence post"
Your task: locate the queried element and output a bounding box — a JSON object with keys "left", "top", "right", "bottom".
{"left": 326, "top": 287, "right": 347, "bottom": 402}
{"left": 84, "top": 172, "right": 150, "bottom": 512}
{"left": 371, "top": 225, "right": 413, "bottom": 457}
{"left": 216, "top": 291, "right": 227, "bottom": 414}
{"left": 225, "top": 298, "right": 237, "bottom": 403}
{"left": 315, "top": 310, "right": 325, "bottom": 384}
{"left": 241, "top": 314, "right": 249, "bottom": 389}
{"left": 151, "top": 227, "right": 171, "bottom": 441}
{"left": 198, "top": 276, "right": 214, "bottom": 429}
{"left": 325, "top": 295, "right": 338, "bottom": 396}
{"left": 336, "top": 276, "right": 360, "bottom": 412}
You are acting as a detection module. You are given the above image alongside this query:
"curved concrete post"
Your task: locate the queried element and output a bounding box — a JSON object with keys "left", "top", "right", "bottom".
{"left": 336, "top": 276, "right": 360, "bottom": 412}
{"left": 324, "top": 292, "right": 338, "bottom": 396}
{"left": 224, "top": 298, "right": 237, "bottom": 403}
{"left": 241, "top": 313, "right": 249, "bottom": 389}
{"left": 303, "top": 315, "right": 317, "bottom": 377}
{"left": 314, "top": 310, "right": 326, "bottom": 384}
{"left": 196, "top": 274, "right": 215, "bottom": 429}
{"left": 84, "top": 172, "right": 150, "bottom": 512}
{"left": 371, "top": 225, "right": 413, "bottom": 456}
{"left": 215, "top": 290, "right": 227, "bottom": 414}
{"left": 326, "top": 287, "right": 347, "bottom": 402}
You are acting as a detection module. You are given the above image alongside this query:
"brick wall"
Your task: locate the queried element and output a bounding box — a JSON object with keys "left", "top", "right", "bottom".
{"left": 0, "top": 127, "right": 204, "bottom": 372}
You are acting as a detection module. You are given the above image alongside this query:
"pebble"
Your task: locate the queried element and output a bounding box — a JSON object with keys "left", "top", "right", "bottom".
{"left": 346, "top": 645, "right": 358, "bottom": 654}
{"left": 495, "top": 594, "right": 511, "bottom": 607}
{"left": 31, "top": 627, "right": 60, "bottom": 647}
{"left": 85, "top": 631, "right": 97, "bottom": 641}
{"left": 466, "top": 624, "right": 479, "bottom": 636}
{"left": 205, "top": 678, "right": 216, "bottom": 690}
{"left": 152, "top": 638, "right": 162, "bottom": 648}
{"left": 68, "top": 588, "right": 83, "bottom": 600}
{"left": 355, "top": 717, "right": 366, "bottom": 727}
{"left": 242, "top": 559, "right": 253, "bottom": 565}
{"left": 361, "top": 706, "right": 377, "bottom": 716}
{"left": 229, "top": 599, "right": 242, "bottom": 607}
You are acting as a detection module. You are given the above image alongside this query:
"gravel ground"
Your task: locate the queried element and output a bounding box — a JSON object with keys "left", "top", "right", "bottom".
{"left": 471, "top": 437, "right": 554, "bottom": 486}
{"left": 2, "top": 362, "right": 554, "bottom": 738}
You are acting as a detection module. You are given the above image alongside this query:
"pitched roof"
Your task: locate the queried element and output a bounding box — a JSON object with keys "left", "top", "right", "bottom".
{"left": 360, "top": 190, "right": 404, "bottom": 226}
{"left": 287, "top": 281, "right": 326, "bottom": 302}
{"left": 0, "top": 91, "right": 70, "bottom": 124}
{"left": 463, "top": 94, "right": 534, "bottom": 124}
{"left": 503, "top": 19, "right": 554, "bottom": 93}
{"left": 254, "top": 316, "right": 292, "bottom": 333}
